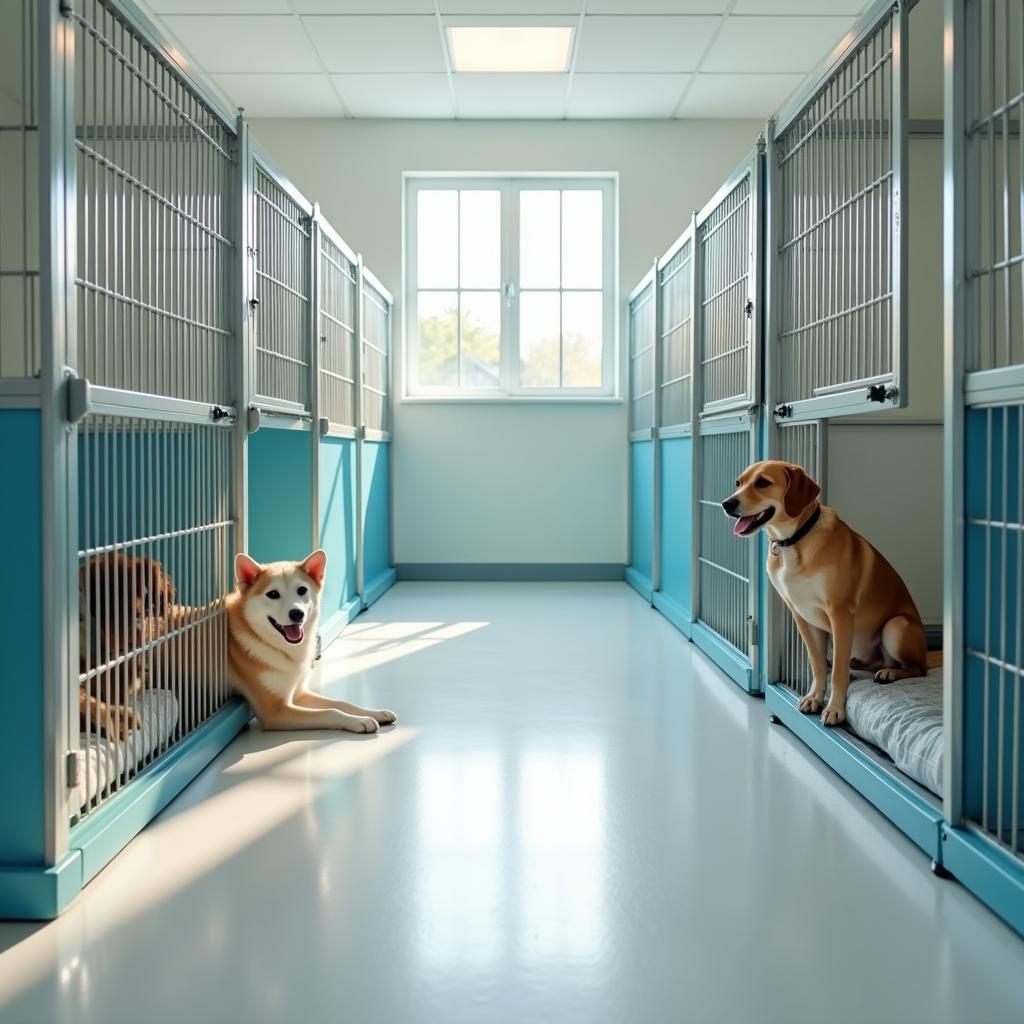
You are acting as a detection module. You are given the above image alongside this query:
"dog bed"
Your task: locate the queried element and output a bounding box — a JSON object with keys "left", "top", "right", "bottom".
{"left": 76, "top": 689, "right": 180, "bottom": 811}
{"left": 844, "top": 668, "right": 944, "bottom": 797}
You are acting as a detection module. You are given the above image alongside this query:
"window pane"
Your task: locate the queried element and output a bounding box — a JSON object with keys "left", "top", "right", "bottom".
{"left": 417, "top": 291, "right": 459, "bottom": 387}
{"left": 519, "top": 291, "right": 560, "bottom": 387}
{"left": 561, "top": 190, "right": 603, "bottom": 290}
{"left": 460, "top": 191, "right": 501, "bottom": 289}
{"left": 460, "top": 291, "right": 501, "bottom": 388}
{"left": 519, "top": 191, "right": 560, "bottom": 289}
{"left": 562, "top": 291, "right": 602, "bottom": 388}
{"left": 417, "top": 191, "right": 458, "bottom": 289}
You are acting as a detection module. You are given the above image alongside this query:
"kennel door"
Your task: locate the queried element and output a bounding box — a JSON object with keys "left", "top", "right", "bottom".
{"left": 692, "top": 411, "right": 761, "bottom": 691}
{"left": 770, "top": 0, "right": 908, "bottom": 423}
{"left": 695, "top": 148, "right": 763, "bottom": 419}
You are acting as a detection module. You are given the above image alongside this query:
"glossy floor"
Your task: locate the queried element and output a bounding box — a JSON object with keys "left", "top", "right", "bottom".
{"left": 1, "top": 583, "right": 1023, "bottom": 1023}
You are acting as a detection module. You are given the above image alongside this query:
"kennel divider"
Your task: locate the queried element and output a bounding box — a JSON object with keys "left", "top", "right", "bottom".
{"left": 626, "top": 266, "right": 657, "bottom": 602}
{"left": 689, "top": 143, "right": 765, "bottom": 692}
{"left": 941, "top": 0, "right": 1024, "bottom": 936}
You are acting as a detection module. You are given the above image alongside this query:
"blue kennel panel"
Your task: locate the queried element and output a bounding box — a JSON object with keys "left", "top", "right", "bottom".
{"left": 653, "top": 434, "right": 693, "bottom": 636}
{"left": 318, "top": 435, "right": 360, "bottom": 645}
{"left": 626, "top": 438, "right": 655, "bottom": 602}
{"left": 247, "top": 427, "right": 314, "bottom": 565}
{"left": 361, "top": 439, "right": 396, "bottom": 607}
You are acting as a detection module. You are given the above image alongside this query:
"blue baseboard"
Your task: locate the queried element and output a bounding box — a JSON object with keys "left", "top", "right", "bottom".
{"left": 766, "top": 685, "right": 944, "bottom": 862}
{"left": 364, "top": 567, "right": 398, "bottom": 607}
{"left": 941, "top": 825, "right": 1024, "bottom": 937}
{"left": 624, "top": 567, "right": 653, "bottom": 602}
{"left": 319, "top": 597, "right": 363, "bottom": 650}
{"left": 652, "top": 591, "right": 692, "bottom": 638}
{"left": 692, "top": 622, "right": 756, "bottom": 692}
{"left": 397, "top": 563, "right": 626, "bottom": 583}
{"left": 0, "top": 851, "right": 82, "bottom": 920}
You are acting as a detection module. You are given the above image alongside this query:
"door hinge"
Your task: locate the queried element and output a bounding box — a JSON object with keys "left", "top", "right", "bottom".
{"left": 774, "top": 403, "right": 793, "bottom": 420}
{"left": 66, "top": 750, "right": 81, "bottom": 789}
{"left": 867, "top": 384, "right": 899, "bottom": 404}
{"left": 247, "top": 406, "right": 261, "bottom": 434}
{"left": 748, "top": 615, "right": 759, "bottom": 648}
{"left": 66, "top": 375, "right": 90, "bottom": 425}
{"left": 744, "top": 298, "right": 754, "bottom": 318}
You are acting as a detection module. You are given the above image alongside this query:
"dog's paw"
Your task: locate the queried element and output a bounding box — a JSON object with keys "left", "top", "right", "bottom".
{"left": 372, "top": 708, "right": 397, "bottom": 726}
{"left": 874, "top": 668, "right": 899, "bottom": 684}
{"left": 351, "top": 715, "right": 380, "bottom": 734}
{"left": 820, "top": 704, "right": 846, "bottom": 727}
{"left": 798, "top": 692, "right": 824, "bottom": 715}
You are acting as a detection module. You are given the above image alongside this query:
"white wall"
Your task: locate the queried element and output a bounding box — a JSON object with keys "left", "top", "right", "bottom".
{"left": 249, "top": 118, "right": 762, "bottom": 565}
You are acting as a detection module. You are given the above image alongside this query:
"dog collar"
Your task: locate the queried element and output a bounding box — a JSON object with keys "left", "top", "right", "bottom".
{"left": 771, "top": 503, "right": 821, "bottom": 556}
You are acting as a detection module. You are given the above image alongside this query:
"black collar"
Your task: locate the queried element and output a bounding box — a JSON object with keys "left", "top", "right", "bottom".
{"left": 772, "top": 503, "right": 821, "bottom": 553}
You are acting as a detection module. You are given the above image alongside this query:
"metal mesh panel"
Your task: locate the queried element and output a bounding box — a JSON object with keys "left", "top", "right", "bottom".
{"left": 965, "top": 0, "right": 1024, "bottom": 374}
{"left": 75, "top": 415, "right": 234, "bottom": 820}
{"left": 659, "top": 240, "right": 693, "bottom": 429}
{"left": 254, "top": 165, "right": 311, "bottom": 411}
{"left": 361, "top": 277, "right": 390, "bottom": 433}
{"left": 699, "top": 177, "right": 752, "bottom": 411}
{"left": 72, "top": 0, "right": 236, "bottom": 404}
{"left": 0, "top": 0, "right": 39, "bottom": 379}
{"left": 772, "top": 423, "right": 821, "bottom": 696}
{"left": 775, "top": 11, "right": 895, "bottom": 404}
{"left": 697, "top": 427, "right": 752, "bottom": 653}
{"left": 319, "top": 235, "right": 357, "bottom": 429}
{"left": 629, "top": 282, "right": 654, "bottom": 433}
{"left": 965, "top": 403, "right": 1023, "bottom": 859}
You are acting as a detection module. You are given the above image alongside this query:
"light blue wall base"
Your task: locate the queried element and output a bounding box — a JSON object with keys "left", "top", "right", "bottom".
{"left": 625, "top": 566, "right": 653, "bottom": 602}
{"left": 0, "top": 852, "right": 82, "bottom": 921}
{"left": 320, "top": 598, "right": 363, "bottom": 651}
{"left": 398, "top": 564, "right": 626, "bottom": 582}
{"left": 361, "top": 440, "right": 393, "bottom": 598}
{"left": 628, "top": 439, "right": 654, "bottom": 593}
{"left": 364, "top": 567, "right": 398, "bottom": 607}
{"left": 248, "top": 427, "right": 314, "bottom": 564}
{"left": 766, "top": 685, "right": 944, "bottom": 861}
{"left": 652, "top": 591, "right": 692, "bottom": 638}
{"left": 319, "top": 435, "right": 358, "bottom": 627}
{"left": 657, "top": 435, "right": 692, "bottom": 630}
{"left": 941, "top": 826, "right": 1024, "bottom": 938}
{"left": 693, "top": 622, "right": 755, "bottom": 692}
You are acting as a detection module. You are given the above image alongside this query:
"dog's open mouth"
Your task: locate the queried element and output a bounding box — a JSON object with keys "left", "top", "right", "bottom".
{"left": 730, "top": 508, "right": 775, "bottom": 537}
{"left": 269, "top": 617, "right": 304, "bottom": 645}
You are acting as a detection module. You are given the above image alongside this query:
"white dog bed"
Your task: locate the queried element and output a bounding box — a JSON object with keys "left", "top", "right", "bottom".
{"left": 76, "top": 689, "right": 180, "bottom": 811}
{"left": 844, "top": 668, "right": 944, "bottom": 797}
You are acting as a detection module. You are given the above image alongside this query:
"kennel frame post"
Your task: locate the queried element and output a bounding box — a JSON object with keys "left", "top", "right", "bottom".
{"left": 235, "top": 114, "right": 254, "bottom": 554}
{"left": 309, "top": 203, "right": 322, "bottom": 551}
{"left": 40, "top": 0, "right": 78, "bottom": 865}
{"left": 689, "top": 213, "right": 704, "bottom": 627}
{"left": 651, "top": 258, "right": 663, "bottom": 596}
{"left": 354, "top": 254, "right": 365, "bottom": 602}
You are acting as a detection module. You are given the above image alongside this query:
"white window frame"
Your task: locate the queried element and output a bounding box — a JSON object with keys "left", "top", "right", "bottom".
{"left": 403, "top": 174, "right": 618, "bottom": 402}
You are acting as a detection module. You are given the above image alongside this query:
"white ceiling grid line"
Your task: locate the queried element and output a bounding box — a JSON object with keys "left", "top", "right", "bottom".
{"left": 142, "top": 0, "right": 879, "bottom": 121}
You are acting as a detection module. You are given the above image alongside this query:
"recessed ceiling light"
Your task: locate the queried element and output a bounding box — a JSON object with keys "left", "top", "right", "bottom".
{"left": 447, "top": 26, "right": 574, "bottom": 74}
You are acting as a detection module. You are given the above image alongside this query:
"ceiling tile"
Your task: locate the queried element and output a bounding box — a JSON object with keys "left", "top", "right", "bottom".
{"left": 701, "top": 15, "right": 854, "bottom": 73}
{"left": 732, "top": 1, "right": 863, "bottom": 12}
{"left": 332, "top": 74, "right": 454, "bottom": 117}
{"left": 568, "top": 73, "right": 690, "bottom": 118}
{"left": 677, "top": 72, "right": 804, "bottom": 118}
{"left": 160, "top": 15, "right": 319, "bottom": 73}
{"left": 575, "top": 16, "right": 719, "bottom": 73}
{"left": 454, "top": 74, "right": 568, "bottom": 118}
{"left": 587, "top": 2, "right": 729, "bottom": 11}
{"left": 211, "top": 73, "right": 343, "bottom": 117}
{"left": 150, "top": 1, "right": 290, "bottom": 12}
{"left": 303, "top": 16, "right": 445, "bottom": 73}
{"left": 441, "top": 1, "right": 582, "bottom": 11}
{"left": 294, "top": 1, "right": 434, "bottom": 11}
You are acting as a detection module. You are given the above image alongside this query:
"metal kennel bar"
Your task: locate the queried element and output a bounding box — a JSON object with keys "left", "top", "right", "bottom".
{"left": 251, "top": 145, "right": 313, "bottom": 419}
{"left": 770, "top": 0, "right": 908, "bottom": 422}
{"left": 360, "top": 265, "right": 392, "bottom": 441}
{"left": 766, "top": 422, "right": 825, "bottom": 695}
{"left": 317, "top": 217, "right": 360, "bottom": 437}
{"left": 65, "top": 0, "right": 241, "bottom": 823}
{"left": 629, "top": 273, "right": 656, "bottom": 440}
{"left": 946, "top": 0, "right": 1024, "bottom": 872}
{"left": 658, "top": 229, "right": 695, "bottom": 435}
{"left": 695, "top": 144, "right": 763, "bottom": 417}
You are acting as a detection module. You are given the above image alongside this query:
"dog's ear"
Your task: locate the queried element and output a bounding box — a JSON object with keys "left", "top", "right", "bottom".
{"left": 144, "top": 559, "right": 174, "bottom": 613}
{"left": 301, "top": 549, "right": 327, "bottom": 587}
{"left": 784, "top": 464, "right": 821, "bottom": 518}
{"left": 235, "top": 553, "right": 262, "bottom": 589}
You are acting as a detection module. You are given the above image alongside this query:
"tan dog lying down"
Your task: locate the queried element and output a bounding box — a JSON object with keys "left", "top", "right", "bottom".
{"left": 227, "top": 550, "right": 396, "bottom": 733}
{"left": 722, "top": 461, "right": 929, "bottom": 728}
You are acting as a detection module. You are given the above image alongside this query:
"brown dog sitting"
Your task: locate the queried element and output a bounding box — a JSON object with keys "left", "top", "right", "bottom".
{"left": 722, "top": 461, "right": 929, "bottom": 727}
{"left": 79, "top": 554, "right": 176, "bottom": 739}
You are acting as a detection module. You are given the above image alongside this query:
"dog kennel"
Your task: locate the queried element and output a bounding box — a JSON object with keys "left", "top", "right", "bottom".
{"left": 0, "top": 0, "right": 394, "bottom": 919}
{"left": 762, "top": 0, "right": 971, "bottom": 880}
{"left": 943, "top": 0, "right": 1024, "bottom": 935}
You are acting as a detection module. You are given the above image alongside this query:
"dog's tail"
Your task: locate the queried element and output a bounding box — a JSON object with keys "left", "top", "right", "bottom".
{"left": 926, "top": 649, "right": 943, "bottom": 670}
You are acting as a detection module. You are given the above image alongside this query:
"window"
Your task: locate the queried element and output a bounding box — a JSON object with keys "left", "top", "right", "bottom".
{"left": 405, "top": 176, "right": 616, "bottom": 399}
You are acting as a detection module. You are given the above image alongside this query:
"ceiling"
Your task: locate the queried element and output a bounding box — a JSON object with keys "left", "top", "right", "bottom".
{"left": 140, "top": 0, "right": 876, "bottom": 121}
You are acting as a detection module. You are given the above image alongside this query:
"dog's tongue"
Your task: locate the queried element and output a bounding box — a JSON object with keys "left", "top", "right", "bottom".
{"left": 733, "top": 515, "right": 756, "bottom": 536}
{"left": 283, "top": 623, "right": 303, "bottom": 643}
